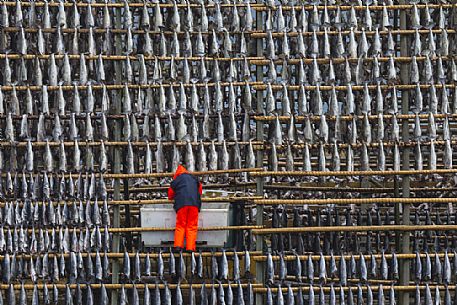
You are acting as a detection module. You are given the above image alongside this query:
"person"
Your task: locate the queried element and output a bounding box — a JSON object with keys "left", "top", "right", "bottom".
{"left": 168, "top": 164, "right": 202, "bottom": 252}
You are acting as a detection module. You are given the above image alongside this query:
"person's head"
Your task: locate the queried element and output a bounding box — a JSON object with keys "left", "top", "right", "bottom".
{"left": 173, "top": 164, "right": 188, "bottom": 179}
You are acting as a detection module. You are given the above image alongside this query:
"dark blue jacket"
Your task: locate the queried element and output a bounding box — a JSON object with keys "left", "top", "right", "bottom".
{"left": 168, "top": 172, "right": 202, "bottom": 212}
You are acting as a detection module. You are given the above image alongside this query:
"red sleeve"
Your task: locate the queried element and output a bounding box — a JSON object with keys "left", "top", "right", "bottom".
{"left": 167, "top": 187, "right": 175, "bottom": 200}
{"left": 198, "top": 182, "right": 203, "bottom": 195}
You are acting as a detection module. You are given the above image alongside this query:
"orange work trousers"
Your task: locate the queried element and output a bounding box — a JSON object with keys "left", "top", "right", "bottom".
{"left": 174, "top": 206, "right": 199, "bottom": 251}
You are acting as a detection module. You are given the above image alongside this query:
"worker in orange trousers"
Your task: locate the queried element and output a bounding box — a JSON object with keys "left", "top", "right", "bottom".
{"left": 168, "top": 165, "right": 202, "bottom": 252}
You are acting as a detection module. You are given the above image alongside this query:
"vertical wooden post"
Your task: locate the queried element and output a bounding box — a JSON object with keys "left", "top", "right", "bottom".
{"left": 394, "top": 177, "right": 401, "bottom": 250}
{"left": 124, "top": 177, "right": 132, "bottom": 250}
{"left": 111, "top": 4, "right": 123, "bottom": 305}
{"left": 255, "top": 3, "right": 265, "bottom": 305}
{"left": 399, "top": 2, "right": 411, "bottom": 305}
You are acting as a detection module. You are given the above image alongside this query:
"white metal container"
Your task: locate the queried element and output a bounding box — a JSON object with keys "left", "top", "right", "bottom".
{"left": 140, "top": 199, "right": 231, "bottom": 247}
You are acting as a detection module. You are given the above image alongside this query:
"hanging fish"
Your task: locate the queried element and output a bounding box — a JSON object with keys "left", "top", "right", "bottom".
{"left": 316, "top": 252, "right": 326, "bottom": 283}
{"left": 439, "top": 29, "right": 449, "bottom": 56}
{"left": 238, "top": 250, "right": 249, "bottom": 279}
{"left": 269, "top": 115, "right": 283, "bottom": 145}
{"left": 193, "top": 250, "right": 202, "bottom": 280}
{"left": 264, "top": 251, "right": 274, "bottom": 285}
{"left": 425, "top": 284, "right": 432, "bottom": 305}
{"left": 149, "top": 250, "right": 161, "bottom": 282}
{"left": 167, "top": 248, "right": 175, "bottom": 277}
{"left": 444, "top": 140, "right": 453, "bottom": 169}
{"left": 122, "top": 251, "right": 130, "bottom": 280}
{"left": 315, "top": 115, "right": 328, "bottom": 144}
{"left": 176, "top": 250, "right": 185, "bottom": 282}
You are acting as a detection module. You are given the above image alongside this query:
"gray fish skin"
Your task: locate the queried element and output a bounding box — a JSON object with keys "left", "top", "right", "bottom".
{"left": 175, "top": 284, "right": 183, "bottom": 305}
{"left": 134, "top": 251, "right": 141, "bottom": 281}
{"left": 245, "top": 251, "right": 251, "bottom": 275}
{"left": 8, "top": 284, "right": 15, "bottom": 305}
{"left": 380, "top": 251, "right": 388, "bottom": 280}
{"left": 120, "top": 285, "right": 127, "bottom": 305}
{"left": 53, "top": 284, "right": 59, "bottom": 305}
{"left": 2, "top": 252, "right": 11, "bottom": 282}
{"left": 329, "top": 284, "right": 336, "bottom": 305}
{"left": 211, "top": 284, "right": 217, "bottom": 305}
{"left": 434, "top": 251, "right": 443, "bottom": 283}
{"left": 100, "top": 284, "right": 109, "bottom": 305}
{"left": 154, "top": 283, "right": 161, "bottom": 305}
{"left": 391, "top": 253, "right": 399, "bottom": 280}
{"left": 366, "top": 285, "right": 373, "bottom": 305}
{"left": 19, "top": 283, "right": 26, "bottom": 305}
{"left": 319, "top": 253, "right": 326, "bottom": 283}
{"left": 296, "top": 287, "right": 304, "bottom": 305}
{"left": 444, "top": 251, "right": 452, "bottom": 284}
{"left": 378, "top": 285, "right": 385, "bottom": 305}
{"left": 445, "top": 285, "right": 451, "bottom": 305}
{"left": 414, "top": 252, "right": 422, "bottom": 281}
{"left": 169, "top": 249, "right": 176, "bottom": 276}
{"left": 198, "top": 251, "right": 203, "bottom": 278}
{"left": 307, "top": 255, "right": 314, "bottom": 283}
{"left": 157, "top": 250, "right": 164, "bottom": 279}
{"left": 201, "top": 283, "right": 208, "bottom": 305}
{"left": 211, "top": 252, "right": 218, "bottom": 280}
{"left": 218, "top": 283, "right": 225, "bottom": 305}
{"left": 279, "top": 253, "right": 287, "bottom": 282}
{"left": 123, "top": 251, "right": 130, "bottom": 280}
{"left": 190, "top": 252, "right": 197, "bottom": 276}
{"left": 178, "top": 251, "right": 186, "bottom": 282}
{"left": 425, "top": 284, "right": 432, "bottom": 305}
{"left": 309, "top": 285, "right": 315, "bottom": 305}
{"left": 145, "top": 253, "right": 151, "bottom": 277}
{"left": 165, "top": 283, "right": 172, "bottom": 305}
{"left": 237, "top": 281, "right": 245, "bottom": 305}
{"left": 339, "top": 255, "right": 347, "bottom": 286}
{"left": 277, "top": 285, "right": 284, "bottom": 305}
{"left": 294, "top": 253, "right": 302, "bottom": 282}
{"left": 319, "top": 286, "right": 328, "bottom": 305}
{"left": 226, "top": 283, "right": 233, "bottom": 305}
{"left": 32, "top": 284, "right": 39, "bottom": 305}
{"left": 266, "top": 253, "right": 274, "bottom": 285}
{"left": 94, "top": 251, "right": 102, "bottom": 282}
{"left": 286, "top": 285, "right": 294, "bottom": 305}
{"left": 221, "top": 250, "right": 228, "bottom": 280}
{"left": 189, "top": 285, "right": 196, "bottom": 305}
{"left": 359, "top": 253, "right": 367, "bottom": 282}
